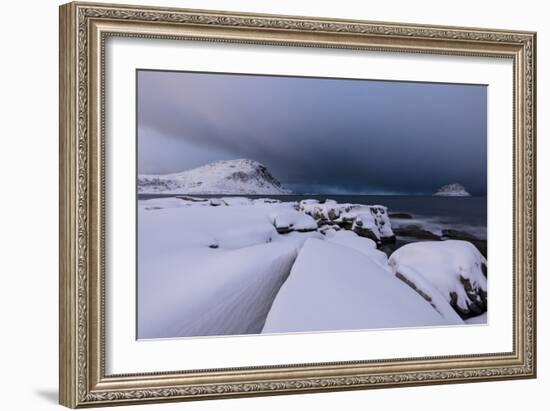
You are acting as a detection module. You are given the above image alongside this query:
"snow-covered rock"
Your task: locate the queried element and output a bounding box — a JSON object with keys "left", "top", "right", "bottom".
{"left": 298, "top": 200, "right": 394, "bottom": 243}
{"left": 138, "top": 159, "right": 291, "bottom": 195}
{"left": 137, "top": 200, "right": 306, "bottom": 338}
{"left": 137, "top": 196, "right": 485, "bottom": 338}
{"left": 389, "top": 240, "right": 487, "bottom": 318}
{"left": 433, "top": 183, "right": 471, "bottom": 197}
{"left": 262, "top": 238, "right": 451, "bottom": 334}
{"left": 390, "top": 265, "right": 464, "bottom": 324}
{"left": 138, "top": 242, "right": 298, "bottom": 338}
{"left": 325, "top": 230, "right": 389, "bottom": 268}
{"left": 268, "top": 209, "right": 318, "bottom": 234}
{"left": 138, "top": 200, "right": 279, "bottom": 251}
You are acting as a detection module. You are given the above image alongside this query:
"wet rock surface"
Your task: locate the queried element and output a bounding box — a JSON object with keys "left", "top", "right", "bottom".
{"left": 450, "top": 274, "right": 488, "bottom": 319}
{"left": 388, "top": 212, "right": 414, "bottom": 219}
{"left": 393, "top": 225, "right": 441, "bottom": 241}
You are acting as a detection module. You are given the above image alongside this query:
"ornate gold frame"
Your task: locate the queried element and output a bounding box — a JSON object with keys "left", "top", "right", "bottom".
{"left": 59, "top": 1, "right": 536, "bottom": 408}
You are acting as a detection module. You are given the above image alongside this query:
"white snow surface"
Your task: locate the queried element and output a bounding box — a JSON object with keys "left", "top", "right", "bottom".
{"left": 392, "top": 265, "right": 464, "bottom": 324}
{"left": 433, "top": 183, "right": 471, "bottom": 197}
{"left": 138, "top": 197, "right": 484, "bottom": 338}
{"left": 138, "top": 159, "right": 291, "bottom": 195}
{"left": 465, "top": 312, "right": 488, "bottom": 325}
{"left": 325, "top": 230, "right": 389, "bottom": 268}
{"left": 262, "top": 239, "right": 449, "bottom": 333}
{"left": 269, "top": 209, "right": 318, "bottom": 232}
{"left": 138, "top": 243, "right": 298, "bottom": 338}
{"left": 138, "top": 199, "right": 307, "bottom": 338}
{"left": 389, "top": 240, "right": 487, "bottom": 312}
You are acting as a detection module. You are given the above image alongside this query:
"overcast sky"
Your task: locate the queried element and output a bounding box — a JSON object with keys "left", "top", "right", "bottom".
{"left": 137, "top": 70, "right": 487, "bottom": 195}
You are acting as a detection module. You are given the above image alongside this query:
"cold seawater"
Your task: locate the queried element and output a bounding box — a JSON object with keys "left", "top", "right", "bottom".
{"left": 138, "top": 194, "right": 485, "bottom": 223}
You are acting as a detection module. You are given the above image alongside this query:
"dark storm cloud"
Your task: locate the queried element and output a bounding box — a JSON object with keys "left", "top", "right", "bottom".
{"left": 137, "top": 70, "right": 487, "bottom": 195}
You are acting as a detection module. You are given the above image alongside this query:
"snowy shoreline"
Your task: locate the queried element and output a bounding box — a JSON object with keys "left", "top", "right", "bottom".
{"left": 138, "top": 196, "right": 488, "bottom": 339}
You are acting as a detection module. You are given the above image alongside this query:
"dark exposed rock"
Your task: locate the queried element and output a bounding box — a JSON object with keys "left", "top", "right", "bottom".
{"left": 468, "top": 240, "right": 487, "bottom": 258}
{"left": 441, "top": 229, "right": 478, "bottom": 241}
{"left": 256, "top": 164, "right": 286, "bottom": 190}
{"left": 461, "top": 276, "right": 487, "bottom": 316}
{"left": 448, "top": 272, "right": 488, "bottom": 319}
{"left": 352, "top": 226, "right": 379, "bottom": 242}
{"left": 380, "top": 235, "right": 397, "bottom": 244}
{"left": 327, "top": 208, "right": 340, "bottom": 221}
{"left": 449, "top": 292, "right": 470, "bottom": 317}
{"left": 352, "top": 226, "right": 396, "bottom": 244}
{"left": 378, "top": 238, "right": 411, "bottom": 257}
{"left": 352, "top": 217, "right": 395, "bottom": 244}
{"left": 209, "top": 198, "right": 226, "bottom": 207}
{"left": 226, "top": 171, "right": 250, "bottom": 181}
{"left": 393, "top": 225, "right": 441, "bottom": 240}
{"left": 176, "top": 195, "right": 207, "bottom": 202}
{"left": 275, "top": 224, "right": 315, "bottom": 234}
{"left": 396, "top": 272, "right": 433, "bottom": 303}
{"left": 336, "top": 218, "right": 354, "bottom": 230}
{"left": 477, "top": 241, "right": 487, "bottom": 257}
{"left": 295, "top": 227, "right": 317, "bottom": 233}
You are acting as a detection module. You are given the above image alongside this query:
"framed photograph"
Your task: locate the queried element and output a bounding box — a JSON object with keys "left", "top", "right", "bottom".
{"left": 59, "top": 2, "right": 537, "bottom": 408}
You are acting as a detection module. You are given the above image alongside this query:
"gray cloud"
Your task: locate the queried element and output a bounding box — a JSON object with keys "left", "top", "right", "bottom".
{"left": 137, "top": 70, "right": 487, "bottom": 195}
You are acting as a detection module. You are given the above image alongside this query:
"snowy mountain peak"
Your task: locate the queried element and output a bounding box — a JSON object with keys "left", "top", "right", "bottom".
{"left": 433, "top": 183, "right": 471, "bottom": 197}
{"left": 138, "top": 159, "right": 291, "bottom": 195}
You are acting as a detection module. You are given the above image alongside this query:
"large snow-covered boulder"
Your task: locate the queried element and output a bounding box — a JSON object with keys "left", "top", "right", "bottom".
{"left": 138, "top": 242, "right": 298, "bottom": 338}
{"left": 325, "top": 230, "right": 388, "bottom": 268}
{"left": 351, "top": 206, "right": 394, "bottom": 242}
{"left": 433, "top": 183, "right": 471, "bottom": 197}
{"left": 262, "top": 238, "right": 451, "bottom": 334}
{"left": 388, "top": 240, "right": 487, "bottom": 318}
{"left": 298, "top": 200, "right": 395, "bottom": 243}
{"left": 138, "top": 159, "right": 291, "bottom": 195}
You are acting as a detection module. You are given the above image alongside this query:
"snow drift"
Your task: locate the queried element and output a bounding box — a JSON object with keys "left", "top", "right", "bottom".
{"left": 262, "top": 238, "right": 450, "bottom": 333}
{"left": 138, "top": 243, "right": 298, "bottom": 338}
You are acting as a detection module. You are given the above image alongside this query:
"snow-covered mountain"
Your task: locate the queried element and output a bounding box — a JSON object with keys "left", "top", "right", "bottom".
{"left": 433, "top": 183, "right": 471, "bottom": 197}
{"left": 138, "top": 159, "right": 291, "bottom": 195}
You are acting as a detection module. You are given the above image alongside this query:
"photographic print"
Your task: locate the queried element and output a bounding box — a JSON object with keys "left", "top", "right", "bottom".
{"left": 136, "top": 70, "right": 488, "bottom": 340}
{"left": 60, "top": 5, "right": 536, "bottom": 405}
